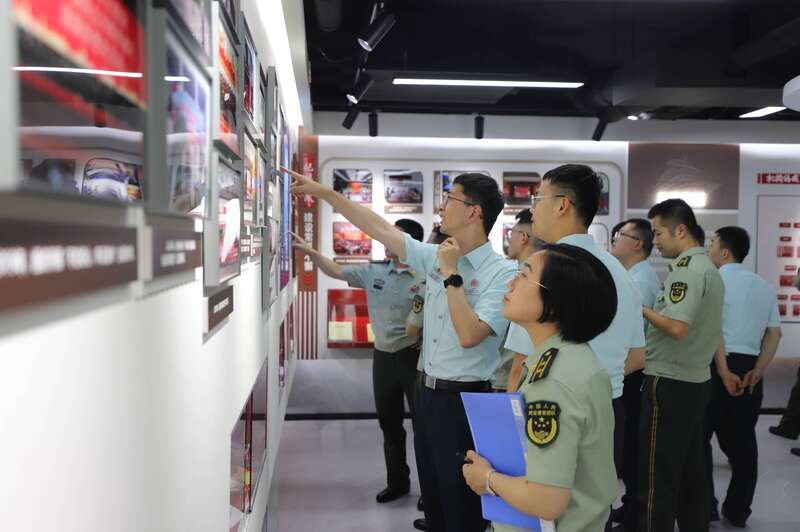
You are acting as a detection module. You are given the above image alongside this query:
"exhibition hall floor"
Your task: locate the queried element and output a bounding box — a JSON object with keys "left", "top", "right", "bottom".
{"left": 275, "top": 417, "right": 800, "bottom": 532}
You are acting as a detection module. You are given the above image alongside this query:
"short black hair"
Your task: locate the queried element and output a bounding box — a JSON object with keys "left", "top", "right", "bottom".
{"left": 542, "top": 164, "right": 601, "bottom": 227}
{"left": 647, "top": 198, "right": 703, "bottom": 244}
{"left": 627, "top": 218, "right": 654, "bottom": 257}
{"left": 611, "top": 220, "right": 625, "bottom": 239}
{"left": 395, "top": 219, "right": 424, "bottom": 242}
{"left": 515, "top": 209, "right": 533, "bottom": 225}
{"left": 716, "top": 226, "right": 750, "bottom": 262}
{"left": 453, "top": 173, "right": 504, "bottom": 237}
{"left": 537, "top": 244, "right": 617, "bottom": 344}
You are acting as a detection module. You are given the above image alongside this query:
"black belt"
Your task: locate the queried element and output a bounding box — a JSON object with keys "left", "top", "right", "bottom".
{"left": 422, "top": 373, "right": 490, "bottom": 392}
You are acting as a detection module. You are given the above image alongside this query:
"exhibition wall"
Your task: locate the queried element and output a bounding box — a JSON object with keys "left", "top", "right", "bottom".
{"left": 0, "top": 1, "right": 304, "bottom": 531}
{"left": 288, "top": 135, "right": 800, "bottom": 417}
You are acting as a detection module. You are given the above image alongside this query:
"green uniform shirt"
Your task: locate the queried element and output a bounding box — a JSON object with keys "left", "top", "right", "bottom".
{"left": 342, "top": 260, "right": 426, "bottom": 353}
{"left": 493, "top": 335, "right": 617, "bottom": 532}
{"left": 644, "top": 247, "right": 725, "bottom": 383}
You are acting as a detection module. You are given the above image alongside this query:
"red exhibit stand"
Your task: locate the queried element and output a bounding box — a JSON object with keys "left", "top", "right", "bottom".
{"left": 327, "top": 289, "right": 373, "bottom": 348}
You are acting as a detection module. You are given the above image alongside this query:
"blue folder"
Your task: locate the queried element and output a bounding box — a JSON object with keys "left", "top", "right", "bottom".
{"left": 461, "top": 392, "right": 546, "bottom": 531}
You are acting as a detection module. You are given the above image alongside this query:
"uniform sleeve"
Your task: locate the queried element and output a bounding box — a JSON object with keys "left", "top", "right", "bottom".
{"left": 767, "top": 291, "right": 781, "bottom": 328}
{"left": 660, "top": 267, "right": 704, "bottom": 325}
{"left": 524, "top": 379, "right": 584, "bottom": 489}
{"left": 504, "top": 322, "right": 534, "bottom": 356}
{"left": 473, "top": 265, "right": 516, "bottom": 337}
{"left": 403, "top": 233, "right": 437, "bottom": 275}
{"left": 341, "top": 264, "right": 370, "bottom": 289}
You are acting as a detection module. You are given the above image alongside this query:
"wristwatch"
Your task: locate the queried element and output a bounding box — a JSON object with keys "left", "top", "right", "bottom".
{"left": 443, "top": 274, "right": 463, "bottom": 289}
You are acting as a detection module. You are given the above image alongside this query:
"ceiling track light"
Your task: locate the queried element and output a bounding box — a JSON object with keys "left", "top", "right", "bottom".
{"left": 358, "top": 11, "right": 396, "bottom": 52}
{"left": 346, "top": 72, "right": 374, "bottom": 104}
{"left": 342, "top": 106, "right": 361, "bottom": 129}
{"left": 369, "top": 111, "right": 378, "bottom": 137}
{"left": 739, "top": 106, "right": 786, "bottom": 118}
{"left": 592, "top": 119, "right": 608, "bottom": 142}
{"left": 474, "top": 115, "right": 484, "bottom": 139}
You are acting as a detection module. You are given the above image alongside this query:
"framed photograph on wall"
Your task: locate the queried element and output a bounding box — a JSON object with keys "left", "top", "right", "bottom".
{"left": 165, "top": 28, "right": 212, "bottom": 218}
{"left": 597, "top": 171, "right": 610, "bottom": 215}
{"left": 333, "top": 169, "right": 372, "bottom": 205}
{"left": 433, "top": 171, "right": 490, "bottom": 213}
{"left": 220, "top": 0, "right": 238, "bottom": 37}
{"left": 156, "top": 0, "right": 212, "bottom": 61}
{"left": 384, "top": 169, "right": 423, "bottom": 213}
{"left": 242, "top": 132, "right": 257, "bottom": 226}
{"left": 215, "top": 12, "right": 239, "bottom": 157}
{"left": 250, "top": 357, "right": 268, "bottom": 505}
{"left": 333, "top": 221, "right": 372, "bottom": 263}
{"left": 503, "top": 171, "right": 540, "bottom": 214}
{"left": 256, "top": 150, "right": 267, "bottom": 226}
{"left": 218, "top": 155, "right": 242, "bottom": 283}
{"left": 10, "top": 0, "right": 146, "bottom": 204}
{"left": 241, "top": 20, "right": 257, "bottom": 127}
{"left": 230, "top": 393, "right": 252, "bottom": 531}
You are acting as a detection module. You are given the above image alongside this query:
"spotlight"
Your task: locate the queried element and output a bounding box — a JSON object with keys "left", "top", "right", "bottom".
{"left": 369, "top": 112, "right": 378, "bottom": 137}
{"left": 346, "top": 72, "right": 374, "bottom": 104}
{"left": 474, "top": 115, "right": 484, "bottom": 139}
{"left": 358, "top": 11, "right": 396, "bottom": 52}
{"left": 342, "top": 106, "right": 361, "bottom": 129}
{"left": 592, "top": 119, "right": 607, "bottom": 141}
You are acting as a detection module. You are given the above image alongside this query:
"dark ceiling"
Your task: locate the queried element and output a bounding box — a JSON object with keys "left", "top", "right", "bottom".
{"left": 303, "top": 0, "right": 800, "bottom": 124}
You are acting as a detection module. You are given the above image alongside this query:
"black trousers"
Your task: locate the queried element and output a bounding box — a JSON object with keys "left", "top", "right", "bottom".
{"left": 613, "top": 396, "right": 626, "bottom": 476}
{"left": 621, "top": 370, "right": 645, "bottom": 508}
{"left": 776, "top": 363, "right": 800, "bottom": 436}
{"left": 635, "top": 375, "right": 711, "bottom": 532}
{"left": 373, "top": 346, "right": 420, "bottom": 490}
{"left": 414, "top": 384, "right": 489, "bottom": 532}
{"left": 704, "top": 354, "right": 763, "bottom": 521}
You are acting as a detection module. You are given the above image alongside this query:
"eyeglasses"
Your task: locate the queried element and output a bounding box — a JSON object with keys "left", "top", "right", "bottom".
{"left": 443, "top": 193, "right": 476, "bottom": 207}
{"left": 612, "top": 231, "right": 641, "bottom": 242}
{"left": 530, "top": 194, "right": 575, "bottom": 208}
{"left": 512, "top": 270, "right": 548, "bottom": 291}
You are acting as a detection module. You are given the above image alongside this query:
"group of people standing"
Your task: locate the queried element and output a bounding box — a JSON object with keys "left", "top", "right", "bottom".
{"left": 285, "top": 162, "right": 785, "bottom": 532}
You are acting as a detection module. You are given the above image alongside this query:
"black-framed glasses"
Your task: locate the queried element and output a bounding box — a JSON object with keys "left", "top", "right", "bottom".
{"left": 530, "top": 194, "right": 575, "bottom": 208}
{"left": 443, "top": 193, "right": 476, "bottom": 207}
{"left": 613, "top": 231, "right": 641, "bottom": 242}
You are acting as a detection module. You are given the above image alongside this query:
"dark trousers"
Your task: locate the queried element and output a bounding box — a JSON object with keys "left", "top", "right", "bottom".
{"left": 373, "top": 346, "right": 420, "bottom": 490}
{"left": 621, "top": 370, "right": 645, "bottom": 508}
{"left": 635, "top": 375, "right": 711, "bottom": 532}
{"left": 776, "top": 364, "right": 800, "bottom": 435}
{"left": 414, "top": 384, "right": 488, "bottom": 532}
{"left": 613, "top": 396, "right": 626, "bottom": 476}
{"left": 704, "top": 354, "right": 763, "bottom": 521}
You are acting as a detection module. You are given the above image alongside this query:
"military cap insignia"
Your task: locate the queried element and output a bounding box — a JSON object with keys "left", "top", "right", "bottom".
{"left": 669, "top": 282, "right": 688, "bottom": 303}
{"left": 412, "top": 295, "right": 424, "bottom": 314}
{"left": 529, "top": 348, "right": 559, "bottom": 383}
{"left": 676, "top": 256, "right": 692, "bottom": 268}
{"left": 526, "top": 401, "right": 560, "bottom": 447}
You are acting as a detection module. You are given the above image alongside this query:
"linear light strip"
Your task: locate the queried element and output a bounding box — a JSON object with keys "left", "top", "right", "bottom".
{"left": 393, "top": 78, "right": 583, "bottom": 89}
{"left": 739, "top": 106, "right": 786, "bottom": 118}
{"left": 13, "top": 66, "right": 143, "bottom": 78}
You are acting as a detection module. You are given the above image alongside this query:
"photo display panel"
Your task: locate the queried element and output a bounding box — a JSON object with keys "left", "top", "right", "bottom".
{"left": 165, "top": 31, "right": 211, "bottom": 218}
{"left": 384, "top": 169, "right": 423, "bottom": 214}
{"left": 243, "top": 32, "right": 256, "bottom": 123}
{"left": 217, "top": 15, "right": 238, "bottom": 155}
{"left": 243, "top": 132, "right": 257, "bottom": 226}
{"left": 13, "top": 0, "right": 146, "bottom": 202}
{"left": 218, "top": 157, "right": 241, "bottom": 282}
{"left": 160, "top": 0, "right": 211, "bottom": 58}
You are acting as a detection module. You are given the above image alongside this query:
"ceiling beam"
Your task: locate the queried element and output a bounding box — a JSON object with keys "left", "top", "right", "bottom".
{"left": 727, "top": 17, "right": 800, "bottom": 73}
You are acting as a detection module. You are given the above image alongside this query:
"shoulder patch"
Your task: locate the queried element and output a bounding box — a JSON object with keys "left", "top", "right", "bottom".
{"left": 676, "top": 256, "right": 692, "bottom": 268}
{"left": 412, "top": 294, "right": 424, "bottom": 314}
{"left": 669, "top": 281, "right": 687, "bottom": 303}
{"left": 526, "top": 401, "right": 560, "bottom": 447}
{"left": 529, "top": 348, "right": 559, "bottom": 383}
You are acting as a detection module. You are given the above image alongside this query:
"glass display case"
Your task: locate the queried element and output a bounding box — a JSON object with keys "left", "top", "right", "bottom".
{"left": 326, "top": 289, "right": 373, "bottom": 349}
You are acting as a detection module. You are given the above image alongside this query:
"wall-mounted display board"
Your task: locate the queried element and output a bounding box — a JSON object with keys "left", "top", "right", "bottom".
{"left": 278, "top": 107, "right": 292, "bottom": 289}
{"left": 242, "top": 132, "right": 257, "bottom": 226}
{"left": 333, "top": 169, "right": 373, "bottom": 207}
{"left": 239, "top": 233, "right": 252, "bottom": 257}
{"left": 327, "top": 289, "right": 373, "bottom": 348}
{"left": 204, "top": 283, "right": 234, "bottom": 333}
{"left": 256, "top": 68, "right": 266, "bottom": 140}
{"left": 250, "top": 356, "right": 268, "bottom": 512}
{"left": 597, "top": 171, "right": 610, "bottom": 215}
{"left": 756, "top": 195, "right": 800, "bottom": 322}
{"left": 8, "top": 0, "right": 146, "bottom": 203}
{"left": 203, "top": 152, "right": 241, "bottom": 287}
{"left": 164, "top": 28, "right": 212, "bottom": 218}
{"left": 433, "top": 171, "right": 489, "bottom": 213}
{"left": 628, "top": 143, "right": 740, "bottom": 210}
{"left": 0, "top": 218, "right": 137, "bottom": 312}
{"left": 229, "top": 391, "right": 252, "bottom": 532}
{"left": 502, "top": 223, "right": 514, "bottom": 257}
{"left": 384, "top": 170, "right": 423, "bottom": 213}
{"left": 256, "top": 149, "right": 267, "bottom": 227}
{"left": 333, "top": 221, "right": 372, "bottom": 263}
{"left": 278, "top": 320, "right": 287, "bottom": 391}
{"left": 148, "top": 226, "right": 202, "bottom": 279}
{"left": 155, "top": 0, "right": 212, "bottom": 61}
{"left": 215, "top": 9, "right": 239, "bottom": 157}
{"left": 503, "top": 171, "right": 540, "bottom": 215}
{"left": 220, "top": 0, "right": 238, "bottom": 35}
{"left": 240, "top": 18, "right": 257, "bottom": 131}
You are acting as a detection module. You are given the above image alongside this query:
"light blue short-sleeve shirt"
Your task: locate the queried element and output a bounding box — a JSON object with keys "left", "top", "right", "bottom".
{"left": 504, "top": 322, "right": 534, "bottom": 357}
{"left": 558, "top": 234, "right": 646, "bottom": 399}
{"left": 719, "top": 263, "right": 781, "bottom": 356}
{"left": 402, "top": 233, "right": 517, "bottom": 381}
{"left": 629, "top": 259, "right": 661, "bottom": 310}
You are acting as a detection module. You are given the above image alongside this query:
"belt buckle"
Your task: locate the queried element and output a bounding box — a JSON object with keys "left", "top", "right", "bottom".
{"left": 425, "top": 374, "right": 437, "bottom": 389}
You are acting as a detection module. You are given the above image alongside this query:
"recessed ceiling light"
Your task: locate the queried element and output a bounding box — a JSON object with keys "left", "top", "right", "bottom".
{"left": 739, "top": 106, "right": 786, "bottom": 118}
{"left": 627, "top": 115, "right": 639, "bottom": 120}
{"left": 392, "top": 78, "right": 583, "bottom": 89}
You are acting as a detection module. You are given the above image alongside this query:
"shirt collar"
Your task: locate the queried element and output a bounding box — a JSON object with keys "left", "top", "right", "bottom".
{"left": 671, "top": 246, "right": 705, "bottom": 266}
{"left": 557, "top": 233, "right": 596, "bottom": 248}
{"left": 460, "top": 240, "right": 495, "bottom": 270}
{"left": 526, "top": 333, "right": 563, "bottom": 365}
{"left": 630, "top": 259, "right": 650, "bottom": 274}
{"left": 719, "top": 262, "right": 744, "bottom": 273}
{"left": 388, "top": 261, "right": 413, "bottom": 275}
